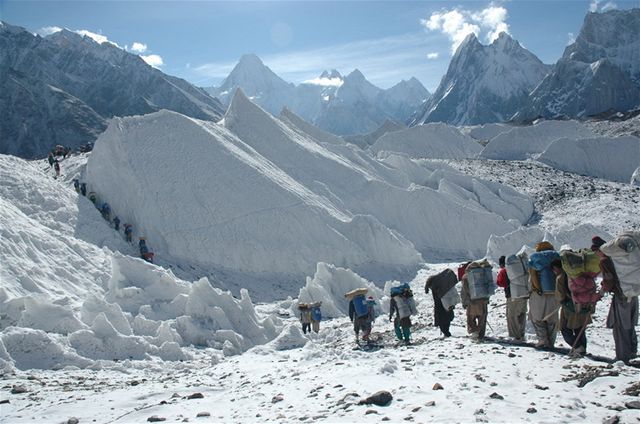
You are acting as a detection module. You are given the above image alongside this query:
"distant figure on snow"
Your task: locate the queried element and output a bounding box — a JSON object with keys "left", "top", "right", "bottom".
{"left": 101, "top": 203, "right": 111, "bottom": 221}
{"left": 72, "top": 179, "right": 80, "bottom": 193}
{"left": 298, "top": 303, "right": 312, "bottom": 334}
{"left": 113, "top": 216, "right": 120, "bottom": 231}
{"left": 389, "top": 284, "right": 417, "bottom": 344}
{"left": 496, "top": 255, "right": 527, "bottom": 342}
{"left": 124, "top": 224, "right": 133, "bottom": 243}
{"left": 139, "top": 238, "right": 154, "bottom": 263}
{"left": 47, "top": 152, "right": 55, "bottom": 168}
{"left": 53, "top": 160, "right": 61, "bottom": 178}
{"left": 80, "top": 182, "right": 87, "bottom": 196}
{"left": 310, "top": 302, "right": 322, "bottom": 333}
{"left": 347, "top": 290, "right": 372, "bottom": 343}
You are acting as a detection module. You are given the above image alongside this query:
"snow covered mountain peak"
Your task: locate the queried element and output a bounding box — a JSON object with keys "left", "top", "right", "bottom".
{"left": 320, "top": 69, "right": 342, "bottom": 80}
{"left": 412, "top": 30, "right": 549, "bottom": 126}
{"left": 515, "top": 8, "right": 640, "bottom": 121}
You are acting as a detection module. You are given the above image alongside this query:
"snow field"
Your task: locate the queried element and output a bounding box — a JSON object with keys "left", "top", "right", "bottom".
{"left": 2, "top": 265, "right": 638, "bottom": 423}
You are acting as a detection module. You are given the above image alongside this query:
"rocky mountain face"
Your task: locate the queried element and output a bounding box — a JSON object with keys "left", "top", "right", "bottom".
{"left": 411, "top": 32, "right": 550, "bottom": 126}
{"left": 515, "top": 8, "right": 640, "bottom": 121}
{"left": 0, "top": 22, "right": 224, "bottom": 158}
{"left": 206, "top": 56, "right": 429, "bottom": 136}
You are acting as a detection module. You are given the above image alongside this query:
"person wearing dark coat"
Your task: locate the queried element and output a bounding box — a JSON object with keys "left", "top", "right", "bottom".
{"left": 424, "top": 270, "right": 455, "bottom": 337}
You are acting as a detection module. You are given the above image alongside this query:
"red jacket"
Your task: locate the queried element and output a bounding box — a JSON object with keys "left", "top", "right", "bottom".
{"left": 496, "top": 268, "right": 509, "bottom": 288}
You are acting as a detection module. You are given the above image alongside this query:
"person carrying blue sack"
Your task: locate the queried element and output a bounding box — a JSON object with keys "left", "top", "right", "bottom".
{"left": 528, "top": 241, "right": 561, "bottom": 348}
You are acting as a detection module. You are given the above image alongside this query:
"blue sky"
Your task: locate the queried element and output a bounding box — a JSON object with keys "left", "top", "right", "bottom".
{"left": 1, "top": 0, "right": 638, "bottom": 91}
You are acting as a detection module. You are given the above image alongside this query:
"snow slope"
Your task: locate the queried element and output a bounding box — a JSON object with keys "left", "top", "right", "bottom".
{"left": 370, "top": 123, "right": 483, "bottom": 159}
{"left": 538, "top": 135, "right": 640, "bottom": 183}
{"left": 479, "top": 120, "right": 596, "bottom": 160}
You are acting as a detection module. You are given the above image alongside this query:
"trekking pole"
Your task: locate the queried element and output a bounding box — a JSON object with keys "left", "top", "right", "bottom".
{"left": 491, "top": 302, "right": 507, "bottom": 310}
{"left": 543, "top": 306, "right": 561, "bottom": 322}
{"left": 569, "top": 311, "right": 592, "bottom": 354}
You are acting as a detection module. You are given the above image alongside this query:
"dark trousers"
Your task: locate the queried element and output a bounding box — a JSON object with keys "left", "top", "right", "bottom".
{"left": 561, "top": 326, "right": 587, "bottom": 350}
{"left": 302, "top": 323, "right": 311, "bottom": 334}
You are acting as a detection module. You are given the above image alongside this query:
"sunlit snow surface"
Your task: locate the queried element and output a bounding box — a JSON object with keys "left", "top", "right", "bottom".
{"left": 1, "top": 109, "right": 639, "bottom": 422}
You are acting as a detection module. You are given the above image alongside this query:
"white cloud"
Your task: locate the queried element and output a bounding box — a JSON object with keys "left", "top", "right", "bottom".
{"left": 130, "top": 42, "right": 148, "bottom": 53}
{"left": 567, "top": 32, "right": 576, "bottom": 45}
{"left": 421, "top": 3, "right": 510, "bottom": 54}
{"left": 426, "top": 52, "right": 439, "bottom": 60}
{"left": 36, "top": 26, "right": 62, "bottom": 36}
{"left": 302, "top": 77, "right": 343, "bottom": 87}
{"left": 141, "top": 54, "right": 164, "bottom": 68}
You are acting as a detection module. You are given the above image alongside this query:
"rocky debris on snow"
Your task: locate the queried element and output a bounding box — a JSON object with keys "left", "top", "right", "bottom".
{"left": 432, "top": 383, "right": 444, "bottom": 390}
{"left": 67, "top": 418, "right": 79, "bottom": 424}
{"left": 196, "top": 412, "right": 211, "bottom": 417}
{"left": 365, "top": 409, "right": 379, "bottom": 415}
{"left": 147, "top": 416, "right": 166, "bottom": 422}
{"left": 10, "top": 385, "right": 28, "bottom": 394}
{"left": 0, "top": 399, "right": 9, "bottom": 404}
{"left": 187, "top": 392, "right": 204, "bottom": 399}
{"left": 272, "top": 394, "right": 284, "bottom": 403}
{"left": 563, "top": 365, "right": 620, "bottom": 388}
{"left": 425, "top": 401, "right": 436, "bottom": 406}
{"left": 489, "top": 392, "right": 504, "bottom": 400}
{"left": 624, "top": 382, "right": 640, "bottom": 396}
{"left": 358, "top": 390, "right": 393, "bottom": 407}
{"left": 603, "top": 416, "right": 620, "bottom": 424}
{"left": 625, "top": 401, "right": 640, "bottom": 409}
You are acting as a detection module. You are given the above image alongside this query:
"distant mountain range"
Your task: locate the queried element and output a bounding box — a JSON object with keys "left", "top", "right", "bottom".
{"left": 206, "top": 54, "right": 430, "bottom": 136}
{"left": 0, "top": 22, "right": 224, "bottom": 158}
{"left": 417, "top": 8, "right": 640, "bottom": 126}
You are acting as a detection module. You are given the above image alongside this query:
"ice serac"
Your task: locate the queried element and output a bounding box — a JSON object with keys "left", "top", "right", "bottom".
{"left": 515, "top": 9, "right": 640, "bottom": 120}
{"left": 412, "top": 32, "right": 550, "bottom": 126}
{"left": 224, "top": 90, "right": 531, "bottom": 260}
{"left": 0, "top": 22, "right": 224, "bottom": 159}
{"left": 479, "top": 120, "right": 595, "bottom": 160}
{"left": 86, "top": 103, "right": 422, "bottom": 286}
{"left": 344, "top": 119, "right": 407, "bottom": 149}
{"left": 538, "top": 135, "right": 640, "bottom": 183}
{"left": 369, "top": 123, "right": 483, "bottom": 159}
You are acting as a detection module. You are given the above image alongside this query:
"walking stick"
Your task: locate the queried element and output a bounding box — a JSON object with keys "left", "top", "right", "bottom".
{"left": 543, "top": 306, "right": 561, "bottom": 322}
{"left": 569, "top": 311, "right": 592, "bottom": 354}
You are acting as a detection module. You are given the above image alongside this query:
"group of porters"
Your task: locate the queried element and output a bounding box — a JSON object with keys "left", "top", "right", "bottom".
{"left": 298, "top": 231, "right": 639, "bottom": 363}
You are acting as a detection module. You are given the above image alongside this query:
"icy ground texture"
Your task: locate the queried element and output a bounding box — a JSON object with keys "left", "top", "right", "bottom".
{"left": 445, "top": 159, "right": 640, "bottom": 237}
{"left": 2, "top": 266, "right": 639, "bottom": 423}
{"left": 369, "top": 122, "right": 483, "bottom": 159}
{"left": 85, "top": 90, "right": 532, "bottom": 284}
{"left": 479, "top": 120, "right": 596, "bottom": 160}
{"left": 538, "top": 136, "right": 640, "bottom": 184}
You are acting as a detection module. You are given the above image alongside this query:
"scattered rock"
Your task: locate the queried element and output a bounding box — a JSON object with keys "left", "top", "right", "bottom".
{"left": 535, "top": 385, "right": 549, "bottom": 390}
{"left": 508, "top": 353, "right": 516, "bottom": 358}
{"left": 147, "top": 416, "right": 166, "bottom": 422}
{"left": 0, "top": 400, "right": 9, "bottom": 404}
{"left": 603, "top": 416, "right": 620, "bottom": 424}
{"left": 358, "top": 391, "right": 393, "bottom": 407}
{"left": 272, "top": 394, "right": 284, "bottom": 404}
{"left": 489, "top": 392, "right": 504, "bottom": 400}
{"left": 527, "top": 408, "right": 537, "bottom": 414}
{"left": 196, "top": 412, "right": 210, "bottom": 418}
{"left": 128, "top": 380, "right": 140, "bottom": 386}
{"left": 365, "top": 409, "right": 378, "bottom": 415}
{"left": 412, "top": 407, "right": 421, "bottom": 412}
{"left": 67, "top": 418, "right": 79, "bottom": 424}
{"left": 432, "top": 383, "right": 444, "bottom": 390}
{"left": 11, "top": 385, "right": 28, "bottom": 394}
{"left": 187, "top": 392, "right": 204, "bottom": 400}
{"left": 425, "top": 401, "right": 436, "bottom": 407}
{"left": 381, "top": 418, "right": 391, "bottom": 421}
{"left": 625, "top": 401, "right": 640, "bottom": 410}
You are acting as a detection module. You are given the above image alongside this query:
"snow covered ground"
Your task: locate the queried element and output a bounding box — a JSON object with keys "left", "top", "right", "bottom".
{"left": 1, "top": 110, "right": 640, "bottom": 423}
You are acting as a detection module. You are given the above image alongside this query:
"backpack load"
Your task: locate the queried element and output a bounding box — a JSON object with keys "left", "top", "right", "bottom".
{"left": 351, "top": 294, "right": 369, "bottom": 318}
{"left": 568, "top": 273, "right": 601, "bottom": 306}
{"left": 390, "top": 283, "right": 410, "bottom": 297}
{"left": 465, "top": 259, "right": 495, "bottom": 300}
{"left": 529, "top": 249, "right": 560, "bottom": 293}
{"left": 425, "top": 269, "right": 457, "bottom": 300}
{"left": 457, "top": 262, "right": 471, "bottom": 282}
{"left": 600, "top": 231, "right": 640, "bottom": 297}
{"left": 560, "top": 248, "right": 601, "bottom": 279}
{"left": 393, "top": 293, "right": 417, "bottom": 319}
{"left": 297, "top": 303, "right": 310, "bottom": 310}
{"left": 310, "top": 302, "right": 322, "bottom": 321}
{"left": 440, "top": 285, "right": 461, "bottom": 311}
{"left": 505, "top": 252, "right": 530, "bottom": 298}
{"left": 345, "top": 287, "right": 368, "bottom": 300}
